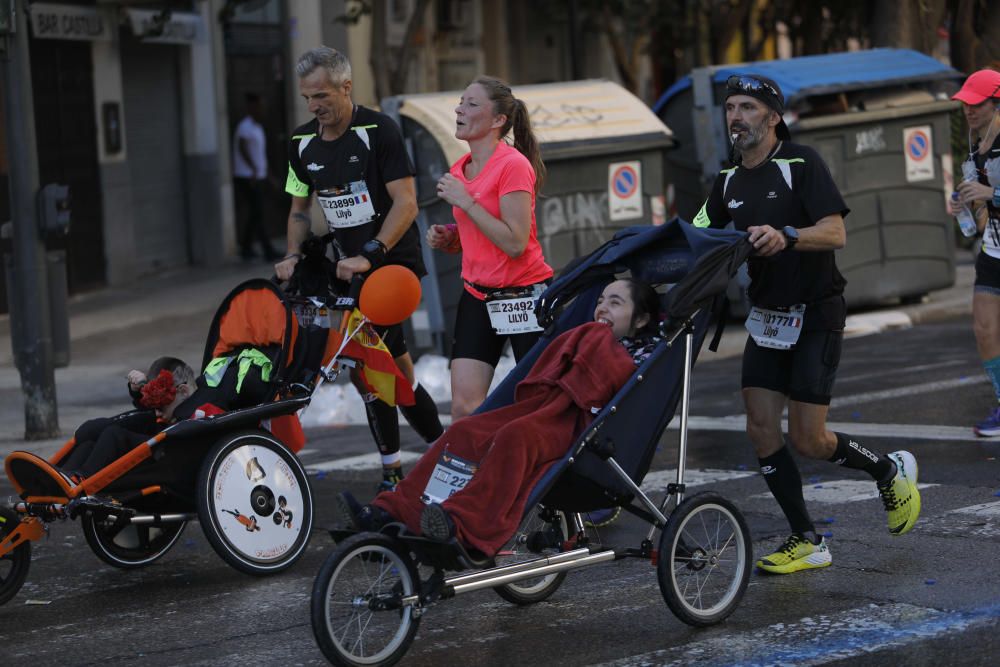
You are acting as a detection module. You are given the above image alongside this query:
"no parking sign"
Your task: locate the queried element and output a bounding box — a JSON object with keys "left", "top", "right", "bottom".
{"left": 903, "top": 125, "right": 934, "bottom": 183}
{"left": 608, "top": 161, "right": 643, "bottom": 221}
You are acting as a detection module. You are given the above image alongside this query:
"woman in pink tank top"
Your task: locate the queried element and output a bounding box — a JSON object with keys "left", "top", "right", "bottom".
{"left": 426, "top": 76, "right": 554, "bottom": 420}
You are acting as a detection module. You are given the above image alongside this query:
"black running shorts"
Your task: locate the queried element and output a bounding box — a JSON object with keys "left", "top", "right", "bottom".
{"left": 974, "top": 251, "right": 1000, "bottom": 296}
{"left": 372, "top": 322, "right": 408, "bottom": 359}
{"left": 741, "top": 329, "right": 843, "bottom": 405}
{"left": 451, "top": 289, "right": 543, "bottom": 366}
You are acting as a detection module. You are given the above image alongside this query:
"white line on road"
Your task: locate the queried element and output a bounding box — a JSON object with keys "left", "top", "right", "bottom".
{"left": 829, "top": 375, "right": 987, "bottom": 409}
{"left": 951, "top": 501, "right": 1000, "bottom": 517}
{"left": 750, "top": 479, "right": 938, "bottom": 504}
{"left": 668, "top": 415, "right": 980, "bottom": 441}
{"left": 306, "top": 450, "right": 423, "bottom": 473}
{"left": 593, "top": 602, "right": 1000, "bottom": 667}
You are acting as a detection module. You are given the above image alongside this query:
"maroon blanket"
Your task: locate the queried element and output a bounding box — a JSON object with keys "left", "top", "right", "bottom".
{"left": 373, "top": 322, "right": 637, "bottom": 555}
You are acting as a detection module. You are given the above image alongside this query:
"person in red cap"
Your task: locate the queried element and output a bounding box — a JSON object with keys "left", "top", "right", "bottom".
{"left": 949, "top": 68, "right": 1000, "bottom": 436}
{"left": 692, "top": 73, "right": 921, "bottom": 575}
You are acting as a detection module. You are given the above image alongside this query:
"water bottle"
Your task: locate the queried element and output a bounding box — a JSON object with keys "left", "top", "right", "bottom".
{"left": 953, "top": 191, "right": 977, "bottom": 237}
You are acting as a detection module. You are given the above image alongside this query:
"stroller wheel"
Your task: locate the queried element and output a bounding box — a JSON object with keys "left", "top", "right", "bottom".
{"left": 493, "top": 507, "right": 569, "bottom": 605}
{"left": 657, "top": 492, "right": 751, "bottom": 627}
{"left": 0, "top": 506, "right": 31, "bottom": 606}
{"left": 82, "top": 514, "right": 187, "bottom": 569}
{"left": 196, "top": 429, "right": 314, "bottom": 576}
{"left": 311, "top": 533, "right": 420, "bottom": 667}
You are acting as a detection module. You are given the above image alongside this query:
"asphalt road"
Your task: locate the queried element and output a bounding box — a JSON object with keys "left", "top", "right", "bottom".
{"left": 2, "top": 315, "right": 999, "bottom": 666}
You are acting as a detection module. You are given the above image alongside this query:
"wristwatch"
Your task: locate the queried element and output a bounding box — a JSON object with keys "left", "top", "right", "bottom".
{"left": 782, "top": 226, "right": 799, "bottom": 249}
{"left": 360, "top": 239, "right": 388, "bottom": 269}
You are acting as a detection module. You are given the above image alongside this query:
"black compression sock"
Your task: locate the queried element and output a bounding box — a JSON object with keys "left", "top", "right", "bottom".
{"left": 829, "top": 432, "right": 894, "bottom": 482}
{"left": 759, "top": 446, "right": 814, "bottom": 536}
{"left": 399, "top": 382, "right": 444, "bottom": 443}
{"left": 364, "top": 397, "right": 400, "bottom": 457}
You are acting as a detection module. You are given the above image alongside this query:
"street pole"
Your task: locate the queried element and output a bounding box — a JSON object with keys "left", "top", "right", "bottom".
{"left": 1, "top": 0, "right": 59, "bottom": 439}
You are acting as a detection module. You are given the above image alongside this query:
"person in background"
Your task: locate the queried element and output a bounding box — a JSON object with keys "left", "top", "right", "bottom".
{"left": 232, "top": 93, "right": 279, "bottom": 262}
{"left": 948, "top": 68, "right": 1000, "bottom": 436}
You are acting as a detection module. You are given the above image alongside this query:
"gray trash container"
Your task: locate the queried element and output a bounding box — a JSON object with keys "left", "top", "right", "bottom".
{"left": 1, "top": 222, "right": 70, "bottom": 368}
{"left": 654, "top": 48, "right": 964, "bottom": 309}
{"left": 383, "top": 80, "right": 676, "bottom": 356}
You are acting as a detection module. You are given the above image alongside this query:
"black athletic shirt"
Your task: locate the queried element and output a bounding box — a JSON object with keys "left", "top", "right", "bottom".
{"left": 694, "top": 142, "right": 850, "bottom": 330}
{"left": 286, "top": 106, "right": 426, "bottom": 276}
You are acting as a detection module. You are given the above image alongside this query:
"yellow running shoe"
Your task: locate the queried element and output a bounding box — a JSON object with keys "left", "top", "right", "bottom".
{"left": 878, "top": 450, "right": 921, "bottom": 536}
{"left": 756, "top": 534, "right": 832, "bottom": 574}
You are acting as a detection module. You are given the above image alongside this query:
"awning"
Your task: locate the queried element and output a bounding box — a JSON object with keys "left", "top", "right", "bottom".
{"left": 126, "top": 8, "right": 204, "bottom": 45}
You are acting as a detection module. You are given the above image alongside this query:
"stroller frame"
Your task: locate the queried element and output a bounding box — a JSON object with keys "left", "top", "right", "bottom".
{"left": 310, "top": 221, "right": 756, "bottom": 667}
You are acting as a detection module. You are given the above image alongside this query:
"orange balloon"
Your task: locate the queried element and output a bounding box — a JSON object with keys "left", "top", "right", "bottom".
{"left": 360, "top": 265, "right": 422, "bottom": 325}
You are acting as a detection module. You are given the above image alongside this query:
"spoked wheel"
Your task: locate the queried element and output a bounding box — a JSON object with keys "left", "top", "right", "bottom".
{"left": 0, "top": 506, "right": 31, "bottom": 606}
{"left": 493, "top": 506, "right": 569, "bottom": 605}
{"left": 197, "top": 429, "right": 313, "bottom": 576}
{"left": 311, "top": 533, "right": 421, "bottom": 667}
{"left": 82, "top": 514, "right": 187, "bottom": 569}
{"left": 657, "top": 492, "right": 751, "bottom": 626}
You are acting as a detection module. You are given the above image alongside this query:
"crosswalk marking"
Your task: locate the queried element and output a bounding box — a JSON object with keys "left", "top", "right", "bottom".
{"left": 951, "top": 501, "right": 1000, "bottom": 517}
{"left": 669, "top": 415, "right": 981, "bottom": 441}
{"left": 640, "top": 467, "right": 755, "bottom": 491}
{"left": 750, "top": 479, "right": 938, "bottom": 504}
{"left": 306, "top": 450, "right": 423, "bottom": 473}
{"left": 594, "top": 602, "right": 1000, "bottom": 667}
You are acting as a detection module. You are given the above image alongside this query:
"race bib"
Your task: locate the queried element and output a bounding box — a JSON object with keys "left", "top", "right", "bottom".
{"left": 318, "top": 182, "right": 376, "bottom": 229}
{"left": 484, "top": 283, "right": 545, "bottom": 335}
{"left": 421, "top": 451, "right": 478, "bottom": 505}
{"left": 745, "top": 304, "right": 805, "bottom": 350}
{"left": 293, "top": 298, "right": 333, "bottom": 329}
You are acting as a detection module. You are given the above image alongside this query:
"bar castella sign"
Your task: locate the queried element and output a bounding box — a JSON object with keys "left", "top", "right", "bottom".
{"left": 29, "top": 3, "right": 112, "bottom": 41}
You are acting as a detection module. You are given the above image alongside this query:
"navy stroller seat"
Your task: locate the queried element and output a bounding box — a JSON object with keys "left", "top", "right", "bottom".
{"left": 480, "top": 219, "right": 750, "bottom": 514}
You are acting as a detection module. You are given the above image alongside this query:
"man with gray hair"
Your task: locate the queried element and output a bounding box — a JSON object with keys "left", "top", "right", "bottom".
{"left": 276, "top": 46, "right": 442, "bottom": 490}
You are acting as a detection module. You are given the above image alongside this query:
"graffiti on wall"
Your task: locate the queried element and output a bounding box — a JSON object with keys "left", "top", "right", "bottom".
{"left": 540, "top": 191, "right": 609, "bottom": 236}
{"left": 530, "top": 104, "right": 604, "bottom": 129}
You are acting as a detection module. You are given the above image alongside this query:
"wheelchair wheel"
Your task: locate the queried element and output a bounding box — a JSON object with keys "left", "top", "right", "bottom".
{"left": 0, "top": 506, "right": 31, "bottom": 606}
{"left": 311, "top": 533, "right": 420, "bottom": 667}
{"left": 657, "top": 492, "right": 751, "bottom": 627}
{"left": 82, "top": 514, "right": 187, "bottom": 569}
{"left": 196, "top": 429, "right": 313, "bottom": 576}
{"left": 493, "top": 506, "right": 569, "bottom": 605}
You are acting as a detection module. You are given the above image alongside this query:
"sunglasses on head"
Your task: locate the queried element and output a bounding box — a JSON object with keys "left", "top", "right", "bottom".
{"left": 726, "top": 75, "right": 780, "bottom": 100}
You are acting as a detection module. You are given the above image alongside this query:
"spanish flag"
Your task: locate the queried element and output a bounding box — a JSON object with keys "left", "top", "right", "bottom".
{"left": 325, "top": 309, "right": 415, "bottom": 407}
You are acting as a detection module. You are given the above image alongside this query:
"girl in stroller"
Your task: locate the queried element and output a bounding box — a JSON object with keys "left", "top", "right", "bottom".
{"left": 338, "top": 278, "right": 662, "bottom": 556}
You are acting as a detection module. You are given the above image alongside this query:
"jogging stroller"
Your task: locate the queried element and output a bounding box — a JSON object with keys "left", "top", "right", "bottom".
{"left": 0, "top": 263, "right": 418, "bottom": 604}
{"left": 310, "top": 219, "right": 754, "bottom": 667}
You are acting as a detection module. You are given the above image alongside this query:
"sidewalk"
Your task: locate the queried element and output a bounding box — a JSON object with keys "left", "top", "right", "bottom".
{"left": 0, "top": 251, "right": 975, "bottom": 459}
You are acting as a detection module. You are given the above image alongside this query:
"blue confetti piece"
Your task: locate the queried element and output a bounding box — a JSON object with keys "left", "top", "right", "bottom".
{"left": 822, "top": 531, "right": 832, "bottom": 538}
{"left": 925, "top": 579, "right": 936, "bottom": 585}
{"left": 316, "top": 471, "right": 327, "bottom": 480}
{"left": 994, "top": 490, "right": 1000, "bottom": 497}
{"left": 851, "top": 411, "right": 861, "bottom": 420}
{"left": 737, "top": 464, "right": 747, "bottom": 471}
{"left": 813, "top": 484, "right": 823, "bottom": 489}
{"left": 184, "top": 539, "right": 196, "bottom": 548}
{"left": 808, "top": 476, "right": 820, "bottom": 484}
{"left": 817, "top": 517, "right": 835, "bottom": 524}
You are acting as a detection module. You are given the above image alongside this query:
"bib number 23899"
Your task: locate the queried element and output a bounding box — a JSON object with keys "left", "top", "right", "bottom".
{"left": 745, "top": 304, "right": 805, "bottom": 350}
